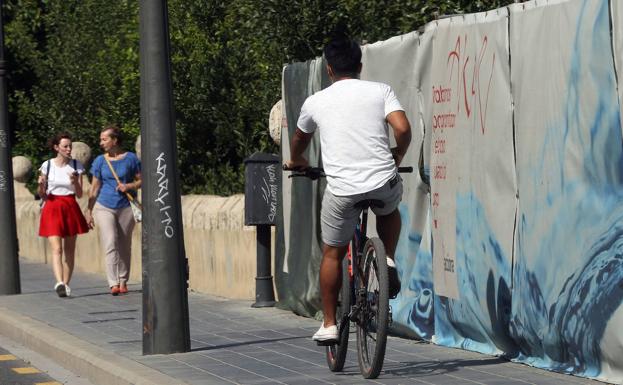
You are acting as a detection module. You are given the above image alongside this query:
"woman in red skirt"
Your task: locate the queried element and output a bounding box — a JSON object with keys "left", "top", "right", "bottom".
{"left": 38, "top": 133, "right": 90, "bottom": 297}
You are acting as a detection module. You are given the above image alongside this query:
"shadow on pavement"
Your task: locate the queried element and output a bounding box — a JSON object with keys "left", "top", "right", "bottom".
{"left": 191, "top": 335, "right": 309, "bottom": 352}
{"left": 383, "top": 357, "right": 507, "bottom": 376}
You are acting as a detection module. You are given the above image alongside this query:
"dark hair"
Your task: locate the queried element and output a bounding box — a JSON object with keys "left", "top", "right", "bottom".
{"left": 101, "top": 124, "right": 123, "bottom": 145}
{"left": 47, "top": 132, "right": 72, "bottom": 151}
{"left": 323, "top": 37, "right": 362, "bottom": 77}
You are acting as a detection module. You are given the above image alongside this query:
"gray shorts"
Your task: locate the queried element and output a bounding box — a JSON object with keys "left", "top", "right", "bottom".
{"left": 321, "top": 174, "right": 403, "bottom": 247}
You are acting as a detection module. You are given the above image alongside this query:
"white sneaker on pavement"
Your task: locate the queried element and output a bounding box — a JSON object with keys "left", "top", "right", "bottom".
{"left": 312, "top": 323, "right": 338, "bottom": 342}
{"left": 54, "top": 282, "right": 67, "bottom": 298}
{"left": 65, "top": 284, "right": 71, "bottom": 297}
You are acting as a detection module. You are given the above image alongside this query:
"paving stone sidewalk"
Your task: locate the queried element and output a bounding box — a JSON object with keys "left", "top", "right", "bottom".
{"left": 0, "top": 259, "right": 609, "bottom": 385}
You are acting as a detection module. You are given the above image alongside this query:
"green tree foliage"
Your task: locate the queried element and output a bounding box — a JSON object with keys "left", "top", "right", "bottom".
{"left": 3, "top": 0, "right": 515, "bottom": 195}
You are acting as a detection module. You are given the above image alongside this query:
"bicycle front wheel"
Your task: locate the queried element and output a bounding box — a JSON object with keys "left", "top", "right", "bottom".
{"left": 326, "top": 250, "right": 351, "bottom": 371}
{"left": 355, "top": 237, "right": 389, "bottom": 379}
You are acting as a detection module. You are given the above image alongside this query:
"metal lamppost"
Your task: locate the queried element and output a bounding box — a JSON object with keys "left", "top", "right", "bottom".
{"left": 0, "top": 0, "right": 21, "bottom": 295}
{"left": 139, "top": 0, "right": 190, "bottom": 354}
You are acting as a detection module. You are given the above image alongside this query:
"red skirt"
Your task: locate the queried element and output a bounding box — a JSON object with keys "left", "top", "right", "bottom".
{"left": 39, "top": 194, "right": 90, "bottom": 237}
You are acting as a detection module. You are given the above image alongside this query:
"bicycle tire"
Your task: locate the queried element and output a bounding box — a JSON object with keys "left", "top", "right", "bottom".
{"left": 356, "top": 237, "right": 389, "bottom": 379}
{"left": 326, "top": 250, "right": 352, "bottom": 371}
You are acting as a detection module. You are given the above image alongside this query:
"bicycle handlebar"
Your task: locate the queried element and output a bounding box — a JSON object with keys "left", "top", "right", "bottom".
{"left": 283, "top": 164, "right": 413, "bottom": 180}
{"left": 282, "top": 165, "right": 325, "bottom": 180}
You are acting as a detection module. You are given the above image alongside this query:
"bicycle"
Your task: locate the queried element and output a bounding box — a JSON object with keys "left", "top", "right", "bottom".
{"left": 284, "top": 165, "right": 412, "bottom": 379}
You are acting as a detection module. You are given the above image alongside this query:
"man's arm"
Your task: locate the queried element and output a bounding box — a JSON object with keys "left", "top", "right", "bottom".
{"left": 285, "top": 128, "right": 314, "bottom": 169}
{"left": 387, "top": 110, "right": 412, "bottom": 166}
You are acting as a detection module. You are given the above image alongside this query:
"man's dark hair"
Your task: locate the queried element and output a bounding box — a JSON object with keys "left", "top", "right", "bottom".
{"left": 323, "top": 38, "right": 361, "bottom": 77}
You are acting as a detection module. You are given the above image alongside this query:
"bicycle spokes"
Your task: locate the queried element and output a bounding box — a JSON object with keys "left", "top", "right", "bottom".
{"left": 356, "top": 237, "right": 389, "bottom": 379}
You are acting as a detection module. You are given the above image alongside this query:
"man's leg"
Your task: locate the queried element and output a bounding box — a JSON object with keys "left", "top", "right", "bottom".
{"left": 376, "top": 208, "right": 401, "bottom": 258}
{"left": 319, "top": 243, "right": 349, "bottom": 327}
{"left": 377, "top": 208, "right": 402, "bottom": 298}
{"left": 315, "top": 188, "right": 357, "bottom": 341}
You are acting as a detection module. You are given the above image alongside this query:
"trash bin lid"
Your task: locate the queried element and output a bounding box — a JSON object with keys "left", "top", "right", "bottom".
{"left": 243, "top": 152, "right": 279, "bottom": 164}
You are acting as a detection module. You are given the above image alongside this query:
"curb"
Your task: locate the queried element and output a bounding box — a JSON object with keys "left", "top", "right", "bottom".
{"left": 0, "top": 306, "right": 188, "bottom": 385}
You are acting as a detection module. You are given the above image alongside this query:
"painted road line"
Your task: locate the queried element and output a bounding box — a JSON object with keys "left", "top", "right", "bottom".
{"left": 0, "top": 354, "right": 16, "bottom": 360}
{"left": 12, "top": 366, "right": 42, "bottom": 374}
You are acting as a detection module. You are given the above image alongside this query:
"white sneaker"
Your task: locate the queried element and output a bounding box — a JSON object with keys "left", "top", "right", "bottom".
{"left": 54, "top": 282, "right": 67, "bottom": 298}
{"left": 312, "top": 323, "right": 338, "bottom": 342}
{"left": 65, "top": 285, "right": 71, "bottom": 297}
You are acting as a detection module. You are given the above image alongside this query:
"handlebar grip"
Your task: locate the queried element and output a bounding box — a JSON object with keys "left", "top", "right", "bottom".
{"left": 398, "top": 166, "right": 413, "bottom": 173}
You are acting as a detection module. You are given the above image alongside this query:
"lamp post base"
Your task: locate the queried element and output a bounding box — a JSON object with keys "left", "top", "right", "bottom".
{"left": 252, "top": 275, "right": 276, "bottom": 308}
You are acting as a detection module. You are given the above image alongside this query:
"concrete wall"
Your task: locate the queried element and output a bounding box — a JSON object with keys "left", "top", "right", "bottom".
{"left": 15, "top": 181, "right": 273, "bottom": 300}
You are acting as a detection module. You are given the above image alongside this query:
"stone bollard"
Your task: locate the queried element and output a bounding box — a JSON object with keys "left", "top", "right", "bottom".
{"left": 135, "top": 134, "right": 141, "bottom": 159}
{"left": 12, "top": 156, "right": 33, "bottom": 201}
{"left": 269, "top": 100, "right": 285, "bottom": 146}
{"left": 71, "top": 141, "right": 92, "bottom": 167}
{"left": 71, "top": 141, "right": 92, "bottom": 193}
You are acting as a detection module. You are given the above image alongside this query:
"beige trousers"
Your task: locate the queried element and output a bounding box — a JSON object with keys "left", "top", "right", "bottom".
{"left": 93, "top": 202, "right": 135, "bottom": 287}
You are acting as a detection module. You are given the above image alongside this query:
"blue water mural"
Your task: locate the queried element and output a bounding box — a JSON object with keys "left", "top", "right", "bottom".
{"left": 390, "top": 202, "right": 435, "bottom": 340}
{"left": 434, "top": 193, "right": 516, "bottom": 356}
{"left": 511, "top": 0, "right": 623, "bottom": 377}
{"left": 280, "top": 0, "right": 623, "bottom": 380}
{"left": 512, "top": 212, "right": 623, "bottom": 375}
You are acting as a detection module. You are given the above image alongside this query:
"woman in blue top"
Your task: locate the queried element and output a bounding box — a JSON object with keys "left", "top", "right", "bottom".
{"left": 85, "top": 125, "right": 141, "bottom": 296}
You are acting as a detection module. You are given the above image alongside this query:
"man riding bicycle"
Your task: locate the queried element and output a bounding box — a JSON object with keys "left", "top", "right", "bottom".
{"left": 285, "top": 37, "right": 412, "bottom": 343}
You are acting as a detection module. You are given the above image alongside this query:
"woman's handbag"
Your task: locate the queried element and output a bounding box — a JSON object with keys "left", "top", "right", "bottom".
{"left": 104, "top": 155, "right": 142, "bottom": 223}
{"left": 128, "top": 198, "right": 142, "bottom": 223}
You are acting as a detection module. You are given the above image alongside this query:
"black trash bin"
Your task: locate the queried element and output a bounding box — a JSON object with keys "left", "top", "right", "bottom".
{"left": 244, "top": 152, "right": 280, "bottom": 307}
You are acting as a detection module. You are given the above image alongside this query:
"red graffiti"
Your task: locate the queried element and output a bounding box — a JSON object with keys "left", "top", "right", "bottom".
{"left": 446, "top": 35, "right": 496, "bottom": 134}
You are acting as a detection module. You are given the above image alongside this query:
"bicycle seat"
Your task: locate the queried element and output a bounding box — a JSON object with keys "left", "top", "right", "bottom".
{"left": 354, "top": 199, "right": 385, "bottom": 210}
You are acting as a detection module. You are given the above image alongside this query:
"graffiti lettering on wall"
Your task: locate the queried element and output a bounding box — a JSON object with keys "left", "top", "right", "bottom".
{"left": 429, "top": 33, "right": 497, "bottom": 300}
{"left": 447, "top": 35, "right": 496, "bottom": 134}
{"left": 155, "top": 152, "right": 174, "bottom": 238}
{"left": 431, "top": 33, "right": 497, "bottom": 229}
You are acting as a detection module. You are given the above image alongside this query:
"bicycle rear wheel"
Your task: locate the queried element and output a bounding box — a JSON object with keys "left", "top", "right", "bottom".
{"left": 326, "top": 250, "right": 352, "bottom": 371}
{"left": 355, "top": 237, "right": 389, "bottom": 379}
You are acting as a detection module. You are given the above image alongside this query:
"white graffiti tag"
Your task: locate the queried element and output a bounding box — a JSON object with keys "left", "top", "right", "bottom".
{"left": 0, "top": 130, "right": 7, "bottom": 148}
{"left": 0, "top": 170, "right": 6, "bottom": 192}
{"left": 155, "top": 152, "right": 174, "bottom": 238}
{"left": 260, "top": 164, "right": 278, "bottom": 222}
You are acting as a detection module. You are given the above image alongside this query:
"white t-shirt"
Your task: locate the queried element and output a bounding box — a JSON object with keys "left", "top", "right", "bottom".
{"left": 297, "top": 79, "right": 404, "bottom": 196}
{"left": 40, "top": 159, "right": 85, "bottom": 196}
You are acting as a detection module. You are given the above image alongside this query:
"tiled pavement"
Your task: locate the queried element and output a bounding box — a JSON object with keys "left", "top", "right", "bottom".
{"left": 0, "top": 259, "right": 611, "bottom": 385}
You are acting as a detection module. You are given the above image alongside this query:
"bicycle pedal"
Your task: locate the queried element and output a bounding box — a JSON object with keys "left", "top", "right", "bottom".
{"left": 316, "top": 339, "right": 338, "bottom": 346}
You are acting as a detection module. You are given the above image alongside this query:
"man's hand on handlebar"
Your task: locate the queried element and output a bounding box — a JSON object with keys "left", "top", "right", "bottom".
{"left": 284, "top": 157, "right": 309, "bottom": 171}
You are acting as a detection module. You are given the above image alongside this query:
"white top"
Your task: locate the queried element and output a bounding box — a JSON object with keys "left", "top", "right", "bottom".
{"left": 40, "top": 159, "right": 85, "bottom": 196}
{"left": 297, "top": 79, "right": 404, "bottom": 196}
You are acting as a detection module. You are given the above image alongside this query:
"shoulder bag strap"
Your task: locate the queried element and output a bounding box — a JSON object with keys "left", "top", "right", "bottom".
{"left": 104, "top": 155, "right": 136, "bottom": 203}
{"left": 44, "top": 159, "right": 51, "bottom": 194}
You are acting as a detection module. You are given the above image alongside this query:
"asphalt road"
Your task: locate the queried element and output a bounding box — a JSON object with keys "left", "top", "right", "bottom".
{"left": 0, "top": 344, "right": 60, "bottom": 385}
{"left": 0, "top": 334, "right": 94, "bottom": 385}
